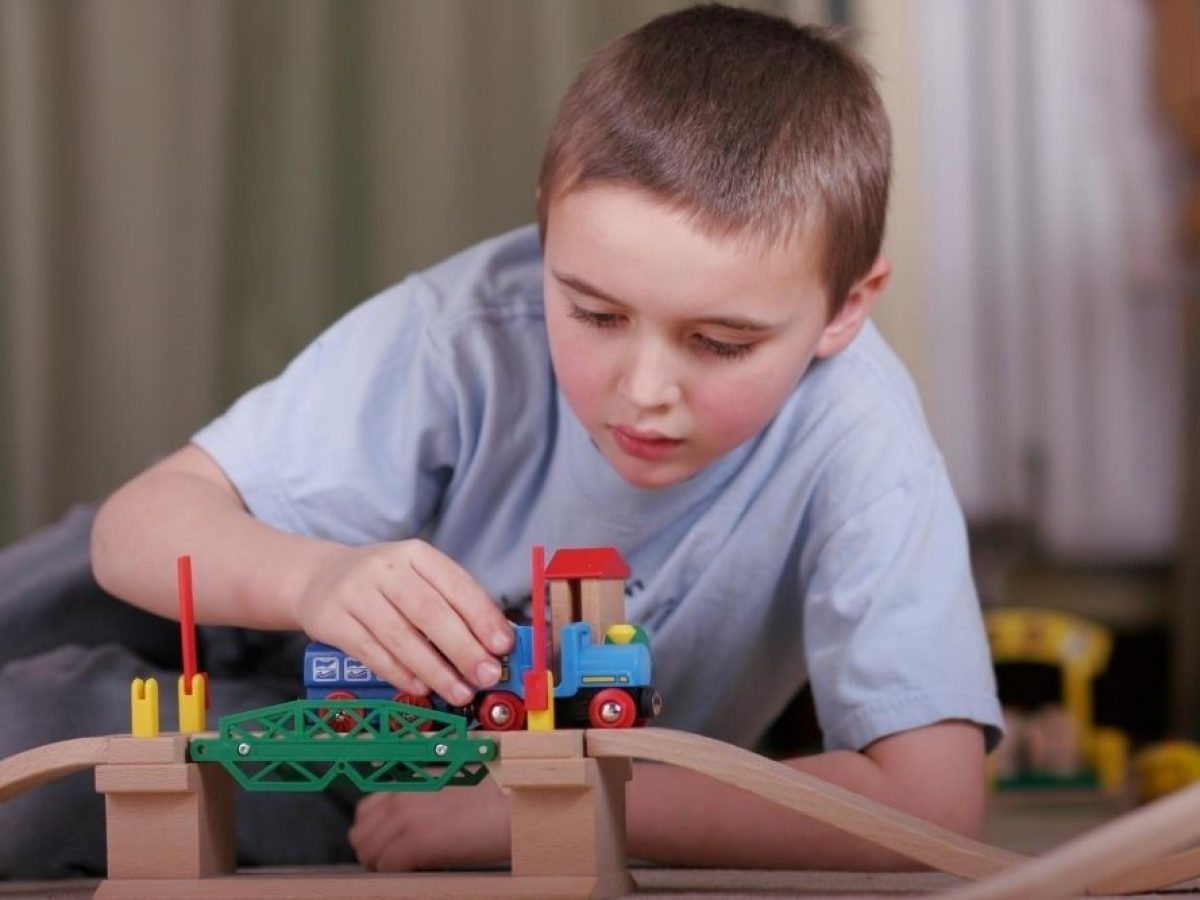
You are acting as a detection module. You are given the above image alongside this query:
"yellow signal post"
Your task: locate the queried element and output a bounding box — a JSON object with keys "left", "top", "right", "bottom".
{"left": 178, "top": 672, "right": 207, "bottom": 733}
{"left": 130, "top": 677, "right": 160, "bottom": 737}
{"left": 526, "top": 670, "right": 556, "bottom": 731}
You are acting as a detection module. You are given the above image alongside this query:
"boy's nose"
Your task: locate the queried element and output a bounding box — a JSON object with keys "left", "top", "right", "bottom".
{"left": 618, "top": 341, "right": 683, "bottom": 410}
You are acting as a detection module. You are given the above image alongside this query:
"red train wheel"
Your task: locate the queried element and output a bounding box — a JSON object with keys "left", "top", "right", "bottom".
{"left": 477, "top": 692, "right": 526, "bottom": 731}
{"left": 588, "top": 688, "right": 637, "bottom": 728}
{"left": 393, "top": 692, "right": 435, "bottom": 732}
{"left": 320, "top": 690, "right": 361, "bottom": 733}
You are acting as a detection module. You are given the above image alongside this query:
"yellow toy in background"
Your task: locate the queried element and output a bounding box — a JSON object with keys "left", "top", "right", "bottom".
{"left": 985, "top": 607, "right": 1129, "bottom": 793}
{"left": 1133, "top": 740, "right": 1200, "bottom": 803}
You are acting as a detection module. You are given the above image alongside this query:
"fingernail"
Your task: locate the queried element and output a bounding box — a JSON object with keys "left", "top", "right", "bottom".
{"left": 490, "top": 630, "right": 512, "bottom": 653}
{"left": 451, "top": 683, "right": 473, "bottom": 705}
{"left": 476, "top": 660, "right": 501, "bottom": 686}
{"left": 410, "top": 678, "right": 427, "bottom": 695}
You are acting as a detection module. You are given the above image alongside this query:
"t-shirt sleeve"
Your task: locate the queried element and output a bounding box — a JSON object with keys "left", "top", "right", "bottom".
{"left": 191, "top": 277, "right": 461, "bottom": 544}
{"left": 801, "top": 458, "right": 1004, "bottom": 753}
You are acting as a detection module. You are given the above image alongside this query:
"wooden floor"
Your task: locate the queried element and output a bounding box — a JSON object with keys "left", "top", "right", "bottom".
{"left": 2, "top": 791, "right": 1198, "bottom": 898}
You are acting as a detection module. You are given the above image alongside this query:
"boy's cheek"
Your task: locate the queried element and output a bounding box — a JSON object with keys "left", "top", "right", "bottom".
{"left": 693, "top": 375, "right": 792, "bottom": 444}
{"left": 549, "top": 335, "right": 610, "bottom": 411}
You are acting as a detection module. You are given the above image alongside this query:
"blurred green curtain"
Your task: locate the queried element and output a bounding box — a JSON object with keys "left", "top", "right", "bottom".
{"left": 0, "top": 0, "right": 830, "bottom": 544}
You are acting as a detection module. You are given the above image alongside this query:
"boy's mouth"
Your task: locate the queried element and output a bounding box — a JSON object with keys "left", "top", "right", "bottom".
{"left": 611, "top": 426, "right": 683, "bottom": 461}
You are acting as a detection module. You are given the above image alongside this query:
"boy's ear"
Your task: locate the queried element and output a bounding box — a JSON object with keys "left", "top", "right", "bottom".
{"left": 814, "top": 255, "right": 891, "bottom": 359}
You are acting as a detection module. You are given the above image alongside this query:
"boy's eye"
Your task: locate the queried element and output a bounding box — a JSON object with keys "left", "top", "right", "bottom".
{"left": 568, "top": 306, "right": 623, "bottom": 329}
{"left": 568, "top": 304, "right": 755, "bottom": 360}
{"left": 693, "top": 334, "right": 755, "bottom": 360}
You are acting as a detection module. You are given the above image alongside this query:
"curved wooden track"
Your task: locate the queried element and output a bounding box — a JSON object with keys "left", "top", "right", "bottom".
{"left": 1089, "top": 843, "right": 1200, "bottom": 894}
{"left": 0, "top": 737, "right": 117, "bottom": 803}
{"left": 587, "top": 727, "right": 1021, "bottom": 880}
{"left": 0, "top": 733, "right": 189, "bottom": 805}
{"left": 941, "top": 777, "right": 1200, "bottom": 899}
{"left": 588, "top": 729, "right": 1200, "bottom": 895}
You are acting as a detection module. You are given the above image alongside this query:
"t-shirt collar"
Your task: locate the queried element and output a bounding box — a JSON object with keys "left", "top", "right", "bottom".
{"left": 557, "top": 388, "right": 756, "bottom": 529}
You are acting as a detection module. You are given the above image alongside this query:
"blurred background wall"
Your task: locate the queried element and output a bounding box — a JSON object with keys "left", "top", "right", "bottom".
{"left": 1, "top": 2, "right": 1197, "bottom": 720}
{"left": 0, "top": 0, "right": 833, "bottom": 541}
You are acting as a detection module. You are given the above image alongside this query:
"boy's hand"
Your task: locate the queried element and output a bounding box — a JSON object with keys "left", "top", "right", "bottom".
{"left": 295, "top": 540, "right": 515, "bottom": 706}
{"left": 350, "top": 777, "right": 510, "bottom": 870}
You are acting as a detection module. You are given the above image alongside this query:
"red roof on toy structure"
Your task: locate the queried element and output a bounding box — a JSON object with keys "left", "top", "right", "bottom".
{"left": 544, "top": 547, "right": 630, "bottom": 580}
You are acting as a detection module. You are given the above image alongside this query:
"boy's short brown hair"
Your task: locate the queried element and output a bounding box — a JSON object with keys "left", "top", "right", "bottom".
{"left": 537, "top": 3, "right": 891, "bottom": 315}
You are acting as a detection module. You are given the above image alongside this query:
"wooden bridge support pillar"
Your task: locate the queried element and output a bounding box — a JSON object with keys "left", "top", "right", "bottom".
{"left": 491, "top": 731, "right": 635, "bottom": 899}
{"left": 95, "top": 756, "right": 235, "bottom": 889}
{"left": 83, "top": 734, "right": 236, "bottom": 897}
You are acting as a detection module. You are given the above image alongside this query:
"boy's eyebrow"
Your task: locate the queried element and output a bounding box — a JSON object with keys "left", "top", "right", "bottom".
{"left": 552, "top": 270, "right": 628, "bottom": 305}
{"left": 551, "top": 269, "right": 776, "bottom": 332}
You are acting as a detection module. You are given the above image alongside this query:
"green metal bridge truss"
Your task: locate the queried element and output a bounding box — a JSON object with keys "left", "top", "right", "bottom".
{"left": 190, "top": 699, "right": 497, "bottom": 793}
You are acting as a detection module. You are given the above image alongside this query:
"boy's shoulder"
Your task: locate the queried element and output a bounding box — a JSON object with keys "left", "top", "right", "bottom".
{"left": 413, "top": 224, "right": 545, "bottom": 326}
{"left": 794, "top": 323, "right": 935, "bottom": 459}
{"left": 331, "top": 225, "right": 543, "bottom": 337}
{"left": 310, "top": 225, "right": 547, "bottom": 381}
{"left": 764, "top": 323, "right": 944, "bottom": 522}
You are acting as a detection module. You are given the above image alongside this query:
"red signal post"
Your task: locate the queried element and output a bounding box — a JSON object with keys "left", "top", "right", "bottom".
{"left": 523, "top": 545, "right": 549, "bottom": 713}
{"left": 177, "top": 555, "right": 208, "bottom": 709}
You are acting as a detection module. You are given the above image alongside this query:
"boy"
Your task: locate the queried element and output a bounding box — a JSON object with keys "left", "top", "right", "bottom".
{"left": 91, "top": 4, "right": 1001, "bottom": 872}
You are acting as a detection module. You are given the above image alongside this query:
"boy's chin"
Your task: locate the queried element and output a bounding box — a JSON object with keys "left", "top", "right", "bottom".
{"left": 604, "top": 454, "right": 698, "bottom": 490}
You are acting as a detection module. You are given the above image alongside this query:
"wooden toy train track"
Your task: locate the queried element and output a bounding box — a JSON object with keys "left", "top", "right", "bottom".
{"left": 5, "top": 726, "right": 1200, "bottom": 898}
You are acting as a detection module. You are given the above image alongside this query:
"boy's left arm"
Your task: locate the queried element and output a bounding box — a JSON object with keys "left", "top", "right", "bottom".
{"left": 350, "top": 719, "right": 985, "bottom": 871}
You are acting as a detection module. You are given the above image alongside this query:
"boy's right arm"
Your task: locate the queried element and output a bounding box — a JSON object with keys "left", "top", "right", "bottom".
{"left": 91, "top": 444, "right": 514, "bottom": 705}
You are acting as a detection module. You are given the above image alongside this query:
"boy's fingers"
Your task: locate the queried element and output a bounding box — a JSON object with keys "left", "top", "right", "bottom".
{"left": 352, "top": 815, "right": 405, "bottom": 871}
{"left": 362, "top": 596, "right": 476, "bottom": 706}
{"left": 350, "top": 796, "right": 408, "bottom": 869}
{"left": 353, "top": 792, "right": 391, "bottom": 827}
{"left": 340, "top": 614, "right": 426, "bottom": 697}
{"left": 386, "top": 567, "right": 504, "bottom": 691}
{"left": 407, "top": 544, "right": 514, "bottom": 654}
{"left": 408, "top": 591, "right": 504, "bottom": 693}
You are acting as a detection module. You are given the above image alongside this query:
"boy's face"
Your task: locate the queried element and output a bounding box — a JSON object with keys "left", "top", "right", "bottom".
{"left": 543, "top": 184, "right": 878, "bottom": 489}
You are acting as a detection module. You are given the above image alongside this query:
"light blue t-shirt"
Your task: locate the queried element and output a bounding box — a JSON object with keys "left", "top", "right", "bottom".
{"left": 193, "top": 225, "right": 1002, "bottom": 752}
